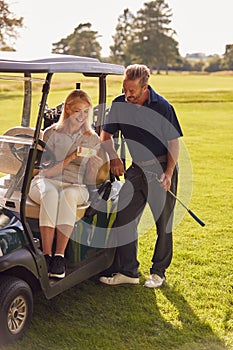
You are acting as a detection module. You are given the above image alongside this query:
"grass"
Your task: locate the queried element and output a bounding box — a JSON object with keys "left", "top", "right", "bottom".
{"left": 0, "top": 72, "right": 233, "bottom": 350}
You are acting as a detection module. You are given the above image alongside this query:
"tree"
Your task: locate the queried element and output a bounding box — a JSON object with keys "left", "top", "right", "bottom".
{"left": 109, "top": 9, "right": 134, "bottom": 65}
{"left": 0, "top": 0, "right": 23, "bottom": 51}
{"left": 192, "top": 60, "right": 205, "bottom": 72}
{"left": 222, "top": 44, "right": 233, "bottom": 70}
{"left": 205, "top": 55, "right": 223, "bottom": 72}
{"left": 133, "top": 0, "right": 180, "bottom": 72}
{"left": 158, "top": 34, "right": 180, "bottom": 73}
{"left": 110, "top": 0, "right": 180, "bottom": 72}
{"left": 52, "top": 23, "right": 102, "bottom": 59}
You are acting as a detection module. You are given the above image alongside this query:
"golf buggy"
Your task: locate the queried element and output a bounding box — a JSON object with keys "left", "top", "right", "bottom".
{"left": 0, "top": 53, "right": 124, "bottom": 345}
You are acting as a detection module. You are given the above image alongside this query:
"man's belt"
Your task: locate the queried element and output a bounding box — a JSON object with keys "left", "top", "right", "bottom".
{"left": 133, "top": 155, "right": 167, "bottom": 167}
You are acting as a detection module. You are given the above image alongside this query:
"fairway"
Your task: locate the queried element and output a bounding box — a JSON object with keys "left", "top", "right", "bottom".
{"left": 0, "top": 72, "right": 232, "bottom": 350}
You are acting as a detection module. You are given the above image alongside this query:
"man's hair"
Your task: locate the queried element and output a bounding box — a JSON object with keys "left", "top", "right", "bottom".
{"left": 124, "top": 64, "right": 150, "bottom": 86}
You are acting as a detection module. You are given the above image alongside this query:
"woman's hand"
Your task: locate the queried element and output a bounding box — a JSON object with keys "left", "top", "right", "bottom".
{"left": 41, "top": 150, "right": 77, "bottom": 178}
{"left": 69, "top": 150, "right": 79, "bottom": 162}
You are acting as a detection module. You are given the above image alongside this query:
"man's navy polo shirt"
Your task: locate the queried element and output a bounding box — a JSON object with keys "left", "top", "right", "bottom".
{"left": 102, "top": 85, "right": 183, "bottom": 162}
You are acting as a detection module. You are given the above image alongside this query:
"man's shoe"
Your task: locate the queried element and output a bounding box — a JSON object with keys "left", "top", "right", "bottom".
{"left": 144, "top": 274, "right": 165, "bottom": 288}
{"left": 49, "top": 256, "right": 66, "bottom": 279}
{"left": 99, "top": 273, "right": 139, "bottom": 286}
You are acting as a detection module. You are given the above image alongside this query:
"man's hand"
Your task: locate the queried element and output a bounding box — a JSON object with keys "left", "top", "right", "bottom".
{"left": 159, "top": 172, "right": 172, "bottom": 191}
{"left": 159, "top": 138, "right": 179, "bottom": 191}
{"left": 110, "top": 158, "right": 125, "bottom": 177}
{"left": 100, "top": 130, "right": 125, "bottom": 177}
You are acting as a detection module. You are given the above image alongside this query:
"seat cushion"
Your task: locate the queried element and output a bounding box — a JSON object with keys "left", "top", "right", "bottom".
{"left": 0, "top": 175, "right": 90, "bottom": 220}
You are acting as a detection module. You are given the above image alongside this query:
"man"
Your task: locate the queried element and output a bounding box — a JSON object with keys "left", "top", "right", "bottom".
{"left": 99, "top": 64, "right": 183, "bottom": 288}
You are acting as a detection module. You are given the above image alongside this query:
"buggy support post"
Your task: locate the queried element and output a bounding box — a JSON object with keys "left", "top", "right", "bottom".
{"left": 96, "top": 74, "right": 107, "bottom": 135}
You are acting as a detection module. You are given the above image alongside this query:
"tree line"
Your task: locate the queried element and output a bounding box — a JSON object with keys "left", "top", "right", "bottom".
{"left": 0, "top": 0, "right": 232, "bottom": 72}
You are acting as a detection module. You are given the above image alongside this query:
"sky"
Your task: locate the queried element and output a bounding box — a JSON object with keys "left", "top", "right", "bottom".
{"left": 8, "top": 0, "right": 233, "bottom": 58}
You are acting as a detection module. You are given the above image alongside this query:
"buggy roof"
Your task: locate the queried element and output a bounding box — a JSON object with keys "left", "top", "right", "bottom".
{"left": 0, "top": 53, "right": 125, "bottom": 75}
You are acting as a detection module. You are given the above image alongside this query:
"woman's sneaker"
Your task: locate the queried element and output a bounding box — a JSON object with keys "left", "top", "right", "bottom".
{"left": 44, "top": 254, "right": 52, "bottom": 274}
{"left": 49, "top": 256, "right": 66, "bottom": 278}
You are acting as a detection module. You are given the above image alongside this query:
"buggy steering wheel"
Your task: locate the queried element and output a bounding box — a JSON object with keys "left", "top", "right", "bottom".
{"left": 35, "top": 139, "right": 56, "bottom": 169}
{"left": 9, "top": 135, "right": 56, "bottom": 169}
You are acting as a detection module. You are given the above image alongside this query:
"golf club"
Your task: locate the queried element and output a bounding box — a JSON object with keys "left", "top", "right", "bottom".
{"left": 145, "top": 170, "right": 205, "bottom": 227}
{"left": 166, "top": 188, "right": 205, "bottom": 227}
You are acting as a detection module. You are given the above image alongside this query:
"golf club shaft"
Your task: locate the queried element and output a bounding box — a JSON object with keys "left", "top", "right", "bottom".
{"left": 168, "top": 189, "right": 205, "bottom": 227}
{"left": 145, "top": 170, "right": 205, "bottom": 227}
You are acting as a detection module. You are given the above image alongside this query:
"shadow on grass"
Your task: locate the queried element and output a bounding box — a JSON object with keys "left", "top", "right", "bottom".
{"left": 3, "top": 280, "right": 227, "bottom": 350}
{"left": 159, "top": 284, "right": 227, "bottom": 350}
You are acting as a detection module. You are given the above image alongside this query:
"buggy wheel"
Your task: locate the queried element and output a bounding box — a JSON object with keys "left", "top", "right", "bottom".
{"left": 0, "top": 276, "right": 33, "bottom": 345}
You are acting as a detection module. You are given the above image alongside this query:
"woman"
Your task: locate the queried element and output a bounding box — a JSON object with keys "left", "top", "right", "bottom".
{"left": 29, "top": 89, "right": 103, "bottom": 278}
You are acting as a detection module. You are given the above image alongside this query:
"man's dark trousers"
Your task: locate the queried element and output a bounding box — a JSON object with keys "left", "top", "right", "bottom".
{"left": 108, "top": 162, "right": 178, "bottom": 279}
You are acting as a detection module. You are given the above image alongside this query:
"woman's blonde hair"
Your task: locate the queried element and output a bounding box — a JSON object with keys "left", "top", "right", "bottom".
{"left": 55, "top": 89, "right": 93, "bottom": 134}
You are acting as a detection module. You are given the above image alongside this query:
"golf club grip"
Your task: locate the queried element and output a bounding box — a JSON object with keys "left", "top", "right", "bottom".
{"left": 188, "top": 209, "right": 205, "bottom": 227}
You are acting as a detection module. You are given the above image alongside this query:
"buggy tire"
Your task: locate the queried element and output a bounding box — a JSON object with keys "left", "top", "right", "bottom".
{"left": 0, "top": 275, "right": 33, "bottom": 345}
